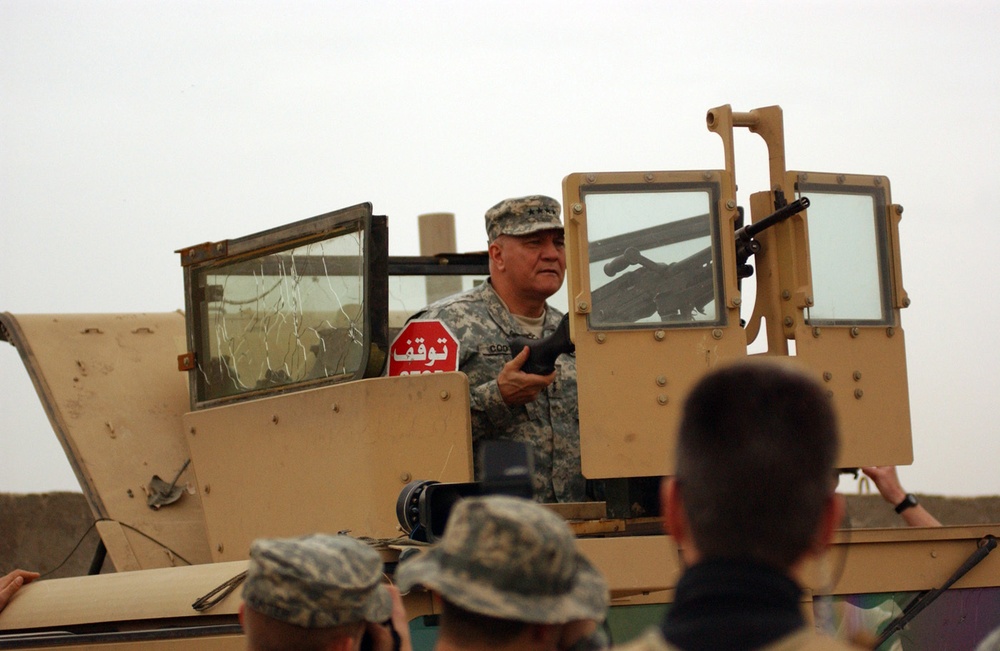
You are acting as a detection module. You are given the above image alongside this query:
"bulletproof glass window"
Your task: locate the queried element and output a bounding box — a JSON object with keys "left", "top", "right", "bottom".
{"left": 798, "top": 183, "right": 893, "bottom": 325}
{"left": 583, "top": 186, "right": 723, "bottom": 328}
{"left": 182, "top": 203, "right": 387, "bottom": 409}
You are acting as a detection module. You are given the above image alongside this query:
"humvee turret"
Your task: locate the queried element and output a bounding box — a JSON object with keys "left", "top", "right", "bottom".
{"left": 2, "top": 105, "right": 998, "bottom": 649}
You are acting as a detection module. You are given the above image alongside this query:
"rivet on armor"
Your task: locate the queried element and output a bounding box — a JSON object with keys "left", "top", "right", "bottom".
{"left": 440, "top": 391, "right": 450, "bottom": 401}
{"left": 654, "top": 330, "right": 665, "bottom": 341}
{"left": 712, "top": 329, "right": 723, "bottom": 340}
{"left": 853, "top": 371, "right": 862, "bottom": 381}
{"left": 657, "top": 394, "right": 669, "bottom": 405}
{"left": 854, "top": 389, "right": 864, "bottom": 399}
{"left": 823, "top": 372, "right": 833, "bottom": 382}
{"left": 656, "top": 376, "right": 667, "bottom": 387}
{"left": 596, "top": 333, "right": 607, "bottom": 344}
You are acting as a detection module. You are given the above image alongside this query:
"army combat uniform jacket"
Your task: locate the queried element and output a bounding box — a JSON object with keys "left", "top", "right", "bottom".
{"left": 412, "top": 280, "right": 584, "bottom": 503}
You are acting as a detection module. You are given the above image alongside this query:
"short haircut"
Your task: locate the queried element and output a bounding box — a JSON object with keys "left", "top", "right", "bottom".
{"left": 674, "top": 361, "right": 839, "bottom": 569}
{"left": 438, "top": 598, "right": 528, "bottom": 646}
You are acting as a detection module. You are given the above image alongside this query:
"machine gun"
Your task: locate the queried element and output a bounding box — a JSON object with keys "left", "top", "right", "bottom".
{"left": 591, "top": 197, "right": 810, "bottom": 325}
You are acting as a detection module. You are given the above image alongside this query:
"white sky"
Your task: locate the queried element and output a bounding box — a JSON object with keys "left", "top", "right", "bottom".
{"left": 2, "top": 1, "right": 998, "bottom": 497}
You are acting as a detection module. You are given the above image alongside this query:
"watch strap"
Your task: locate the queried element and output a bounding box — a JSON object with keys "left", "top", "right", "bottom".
{"left": 895, "top": 493, "right": 918, "bottom": 514}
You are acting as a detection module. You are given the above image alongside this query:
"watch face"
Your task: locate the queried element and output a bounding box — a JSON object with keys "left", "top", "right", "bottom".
{"left": 896, "top": 494, "right": 918, "bottom": 513}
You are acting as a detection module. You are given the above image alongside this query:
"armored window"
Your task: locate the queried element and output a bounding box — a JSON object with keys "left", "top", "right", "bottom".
{"left": 180, "top": 203, "right": 387, "bottom": 409}
{"left": 582, "top": 185, "right": 724, "bottom": 329}
{"left": 797, "top": 181, "right": 893, "bottom": 325}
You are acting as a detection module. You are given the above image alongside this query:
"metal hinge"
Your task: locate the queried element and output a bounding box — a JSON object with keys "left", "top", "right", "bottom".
{"left": 178, "top": 352, "right": 197, "bottom": 371}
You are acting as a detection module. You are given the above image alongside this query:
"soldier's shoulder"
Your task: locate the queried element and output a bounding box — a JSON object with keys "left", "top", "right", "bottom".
{"left": 418, "top": 285, "right": 490, "bottom": 320}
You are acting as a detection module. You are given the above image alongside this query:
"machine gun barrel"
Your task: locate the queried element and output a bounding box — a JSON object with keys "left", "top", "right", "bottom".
{"left": 742, "top": 196, "right": 810, "bottom": 239}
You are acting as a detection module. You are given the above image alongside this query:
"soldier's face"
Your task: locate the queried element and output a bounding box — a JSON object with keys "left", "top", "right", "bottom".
{"left": 495, "top": 229, "right": 566, "bottom": 299}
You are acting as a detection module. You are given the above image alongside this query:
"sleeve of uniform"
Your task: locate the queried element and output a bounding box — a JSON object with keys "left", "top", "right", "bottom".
{"left": 469, "top": 377, "right": 516, "bottom": 437}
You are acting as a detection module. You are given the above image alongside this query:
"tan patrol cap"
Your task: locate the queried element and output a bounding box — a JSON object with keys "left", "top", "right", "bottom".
{"left": 485, "top": 195, "right": 562, "bottom": 243}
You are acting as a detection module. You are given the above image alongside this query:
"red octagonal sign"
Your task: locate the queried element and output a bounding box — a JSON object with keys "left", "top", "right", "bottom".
{"left": 388, "top": 320, "right": 460, "bottom": 376}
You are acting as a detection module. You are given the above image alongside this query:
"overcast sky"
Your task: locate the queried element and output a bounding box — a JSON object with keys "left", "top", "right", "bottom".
{"left": 2, "top": 1, "right": 998, "bottom": 497}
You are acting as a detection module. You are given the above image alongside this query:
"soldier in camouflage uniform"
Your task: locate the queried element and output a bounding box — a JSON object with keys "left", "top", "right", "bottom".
{"left": 240, "top": 533, "right": 408, "bottom": 651}
{"left": 396, "top": 495, "right": 610, "bottom": 651}
{"left": 410, "top": 195, "right": 583, "bottom": 503}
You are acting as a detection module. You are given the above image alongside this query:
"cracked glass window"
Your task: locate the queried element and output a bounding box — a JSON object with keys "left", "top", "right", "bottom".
{"left": 195, "top": 230, "right": 366, "bottom": 403}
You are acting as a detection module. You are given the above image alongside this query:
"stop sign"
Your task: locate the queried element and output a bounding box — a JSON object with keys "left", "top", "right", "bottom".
{"left": 388, "top": 320, "right": 460, "bottom": 376}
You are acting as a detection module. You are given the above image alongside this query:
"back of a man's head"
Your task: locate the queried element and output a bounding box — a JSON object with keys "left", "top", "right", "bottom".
{"left": 674, "top": 361, "right": 840, "bottom": 570}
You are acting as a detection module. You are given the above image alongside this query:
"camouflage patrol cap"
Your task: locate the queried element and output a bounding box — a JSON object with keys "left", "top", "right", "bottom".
{"left": 243, "top": 533, "right": 392, "bottom": 629}
{"left": 485, "top": 195, "right": 563, "bottom": 243}
{"left": 395, "top": 495, "right": 609, "bottom": 624}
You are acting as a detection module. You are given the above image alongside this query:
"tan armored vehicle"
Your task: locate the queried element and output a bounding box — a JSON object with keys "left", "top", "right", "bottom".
{"left": 2, "top": 105, "right": 998, "bottom": 649}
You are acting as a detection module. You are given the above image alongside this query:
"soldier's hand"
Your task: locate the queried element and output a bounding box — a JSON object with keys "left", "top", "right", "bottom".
{"left": 0, "top": 569, "right": 39, "bottom": 613}
{"left": 499, "top": 346, "right": 557, "bottom": 406}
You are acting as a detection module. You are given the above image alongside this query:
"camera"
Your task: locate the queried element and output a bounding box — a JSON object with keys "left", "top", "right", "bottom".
{"left": 395, "top": 440, "right": 534, "bottom": 542}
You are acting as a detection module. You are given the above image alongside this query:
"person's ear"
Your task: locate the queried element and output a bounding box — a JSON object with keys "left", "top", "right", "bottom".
{"left": 488, "top": 239, "right": 505, "bottom": 270}
{"left": 661, "top": 477, "right": 686, "bottom": 540}
{"left": 811, "top": 492, "right": 846, "bottom": 555}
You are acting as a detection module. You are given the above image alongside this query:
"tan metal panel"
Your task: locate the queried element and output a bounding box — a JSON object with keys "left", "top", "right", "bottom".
{"left": 47, "top": 637, "right": 245, "bottom": 650}
{"left": 794, "top": 325, "right": 913, "bottom": 468}
{"left": 802, "top": 524, "right": 1000, "bottom": 595}
{"left": 576, "top": 327, "right": 747, "bottom": 477}
{"left": 1, "top": 313, "right": 213, "bottom": 570}
{"left": 185, "top": 373, "right": 473, "bottom": 561}
{"left": 0, "top": 560, "right": 246, "bottom": 630}
{"left": 563, "top": 170, "right": 746, "bottom": 477}
{"left": 577, "top": 535, "right": 681, "bottom": 597}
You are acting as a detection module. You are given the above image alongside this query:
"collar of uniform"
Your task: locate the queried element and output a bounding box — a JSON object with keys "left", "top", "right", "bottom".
{"left": 481, "top": 280, "right": 558, "bottom": 338}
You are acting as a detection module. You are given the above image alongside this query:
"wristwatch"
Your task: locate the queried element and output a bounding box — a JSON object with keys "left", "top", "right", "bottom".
{"left": 895, "top": 493, "right": 919, "bottom": 514}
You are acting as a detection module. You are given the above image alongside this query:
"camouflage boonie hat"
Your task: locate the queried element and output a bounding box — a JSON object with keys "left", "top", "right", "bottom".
{"left": 485, "top": 195, "right": 563, "bottom": 243}
{"left": 243, "top": 533, "right": 392, "bottom": 629}
{"left": 395, "top": 495, "right": 609, "bottom": 624}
